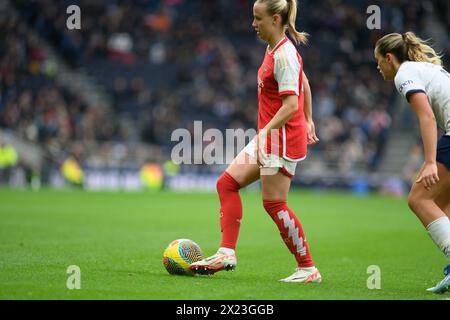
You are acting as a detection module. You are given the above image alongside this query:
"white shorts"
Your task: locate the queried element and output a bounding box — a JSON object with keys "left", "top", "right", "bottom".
{"left": 242, "top": 137, "right": 302, "bottom": 178}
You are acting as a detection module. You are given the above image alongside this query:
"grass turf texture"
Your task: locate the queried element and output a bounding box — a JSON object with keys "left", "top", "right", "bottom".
{"left": 0, "top": 188, "right": 448, "bottom": 300}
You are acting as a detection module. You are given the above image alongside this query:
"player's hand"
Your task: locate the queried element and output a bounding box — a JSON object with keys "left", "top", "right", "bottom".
{"left": 306, "top": 120, "right": 319, "bottom": 145}
{"left": 416, "top": 162, "right": 439, "bottom": 190}
{"left": 256, "top": 128, "right": 268, "bottom": 168}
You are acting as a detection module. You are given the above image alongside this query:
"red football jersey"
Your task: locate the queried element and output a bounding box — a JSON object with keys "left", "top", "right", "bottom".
{"left": 257, "top": 36, "right": 307, "bottom": 161}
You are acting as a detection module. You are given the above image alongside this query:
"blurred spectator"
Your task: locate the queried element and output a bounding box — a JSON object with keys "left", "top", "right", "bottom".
{"left": 0, "top": 136, "right": 18, "bottom": 184}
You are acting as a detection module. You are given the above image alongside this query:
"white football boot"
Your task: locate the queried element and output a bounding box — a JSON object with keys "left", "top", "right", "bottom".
{"left": 426, "top": 264, "right": 450, "bottom": 294}
{"left": 279, "top": 267, "right": 322, "bottom": 283}
{"left": 190, "top": 249, "right": 237, "bottom": 275}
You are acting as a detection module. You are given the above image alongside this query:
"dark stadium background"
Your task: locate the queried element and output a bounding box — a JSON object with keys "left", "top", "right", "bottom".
{"left": 1, "top": 0, "right": 448, "bottom": 193}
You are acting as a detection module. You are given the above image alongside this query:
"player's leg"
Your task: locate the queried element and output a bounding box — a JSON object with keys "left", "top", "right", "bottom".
{"left": 408, "top": 162, "right": 450, "bottom": 227}
{"left": 409, "top": 162, "right": 450, "bottom": 293}
{"left": 217, "top": 151, "right": 260, "bottom": 250}
{"left": 408, "top": 162, "right": 450, "bottom": 259}
{"left": 190, "top": 146, "right": 260, "bottom": 275}
{"left": 435, "top": 181, "right": 450, "bottom": 217}
{"left": 435, "top": 136, "right": 450, "bottom": 219}
{"left": 260, "top": 169, "right": 321, "bottom": 283}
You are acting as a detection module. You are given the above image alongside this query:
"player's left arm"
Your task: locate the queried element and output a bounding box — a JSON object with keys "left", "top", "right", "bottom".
{"left": 302, "top": 71, "right": 319, "bottom": 144}
{"left": 408, "top": 92, "right": 439, "bottom": 189}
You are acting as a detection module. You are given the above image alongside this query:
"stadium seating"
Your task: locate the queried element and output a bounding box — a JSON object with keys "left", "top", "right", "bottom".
{"left": 1, "top": 0, "right": 448, "bottom": 189}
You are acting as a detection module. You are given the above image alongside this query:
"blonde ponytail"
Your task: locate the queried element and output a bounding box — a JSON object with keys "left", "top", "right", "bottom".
{"left": 286, "top": 0, "right": 308, "bottom": 45}
{"left": 403, "top": 32, "right": 442, "bottom": 66}
{"left": 375, "top": 32, "right": 443, "bottom": 66}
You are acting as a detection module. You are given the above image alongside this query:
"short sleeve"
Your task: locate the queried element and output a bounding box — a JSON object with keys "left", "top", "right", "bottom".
{"left": 274, "top": 48, "right": 301, "bottom": 96}
{"left": 394, "top": 65, "right": 426, "bottom": 102}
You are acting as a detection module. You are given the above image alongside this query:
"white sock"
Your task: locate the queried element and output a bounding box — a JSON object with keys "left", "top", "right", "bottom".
{"left": 426, "top": 216, "right": 450, "bottom": 262}
{"left": 219, "top": 247, "right": 235, "bottom": 255}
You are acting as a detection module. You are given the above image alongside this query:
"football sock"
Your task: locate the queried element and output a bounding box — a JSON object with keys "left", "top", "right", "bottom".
{"left": 263, "top": 200, "right": 315, "bottom": 268}
{"left": 426, "top": 216, "right": 450, "bottom": 262}
{"left": 217, "top": 172, "right": 242, "bottom": 250}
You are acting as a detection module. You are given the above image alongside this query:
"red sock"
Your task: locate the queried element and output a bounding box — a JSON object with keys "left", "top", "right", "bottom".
{"left": 217, "top": 172, "right": 242, "bottom": 250}
{"left": 263, "top": 200, "right": 315, "bottom": 268}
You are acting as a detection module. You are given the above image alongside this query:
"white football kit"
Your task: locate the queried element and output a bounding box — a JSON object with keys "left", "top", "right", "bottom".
{"left": 394, "top": 61, "right": 450, "bottom": 135}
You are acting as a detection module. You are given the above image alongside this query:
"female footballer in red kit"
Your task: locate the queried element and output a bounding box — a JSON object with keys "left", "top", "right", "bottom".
{"left": 191, "top": 0, "right": 321, "bottom": 283}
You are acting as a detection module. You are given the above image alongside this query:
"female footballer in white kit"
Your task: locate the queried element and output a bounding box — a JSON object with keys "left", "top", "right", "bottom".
{"left": 375, "top": 32, "right": 450, "bottom": 293}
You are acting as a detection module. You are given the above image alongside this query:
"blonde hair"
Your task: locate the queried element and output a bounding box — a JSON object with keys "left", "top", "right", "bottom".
{"left": 256, "top": 0, "right": 308, "bottom": 45}
{"left": 375, "top": 32, "right": 442, "bottom": 65}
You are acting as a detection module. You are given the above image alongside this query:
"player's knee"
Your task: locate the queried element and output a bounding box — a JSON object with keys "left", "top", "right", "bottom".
{"left": 407, "top": 192, "right": 421, "bottom": 213}
{"left": 216, "top": 172, "right": 240, "bottom": 194}
{"left": 216, "top": 175, "right": 226, "bottom": 194}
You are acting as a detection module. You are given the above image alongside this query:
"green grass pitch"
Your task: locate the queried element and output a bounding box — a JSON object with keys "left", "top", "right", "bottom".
{"left": 0, "top": 188, "right": 448, "bottom": 300}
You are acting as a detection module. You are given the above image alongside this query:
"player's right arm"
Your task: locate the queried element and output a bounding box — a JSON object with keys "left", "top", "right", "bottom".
{"left": 408, "top": 92, "right": 439, "bottom": 189}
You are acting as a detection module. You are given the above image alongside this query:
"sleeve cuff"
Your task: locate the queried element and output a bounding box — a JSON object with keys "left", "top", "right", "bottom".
{"left": 405, "top": 89, "right": 426, "bottom": 102}
{"left": 279, "top": 90, "right": 298, "bottom": 97}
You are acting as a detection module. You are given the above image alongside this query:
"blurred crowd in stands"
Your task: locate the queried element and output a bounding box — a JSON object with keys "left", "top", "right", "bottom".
{"left": 1, "top": 0, "right": 449, "bottom": 187}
